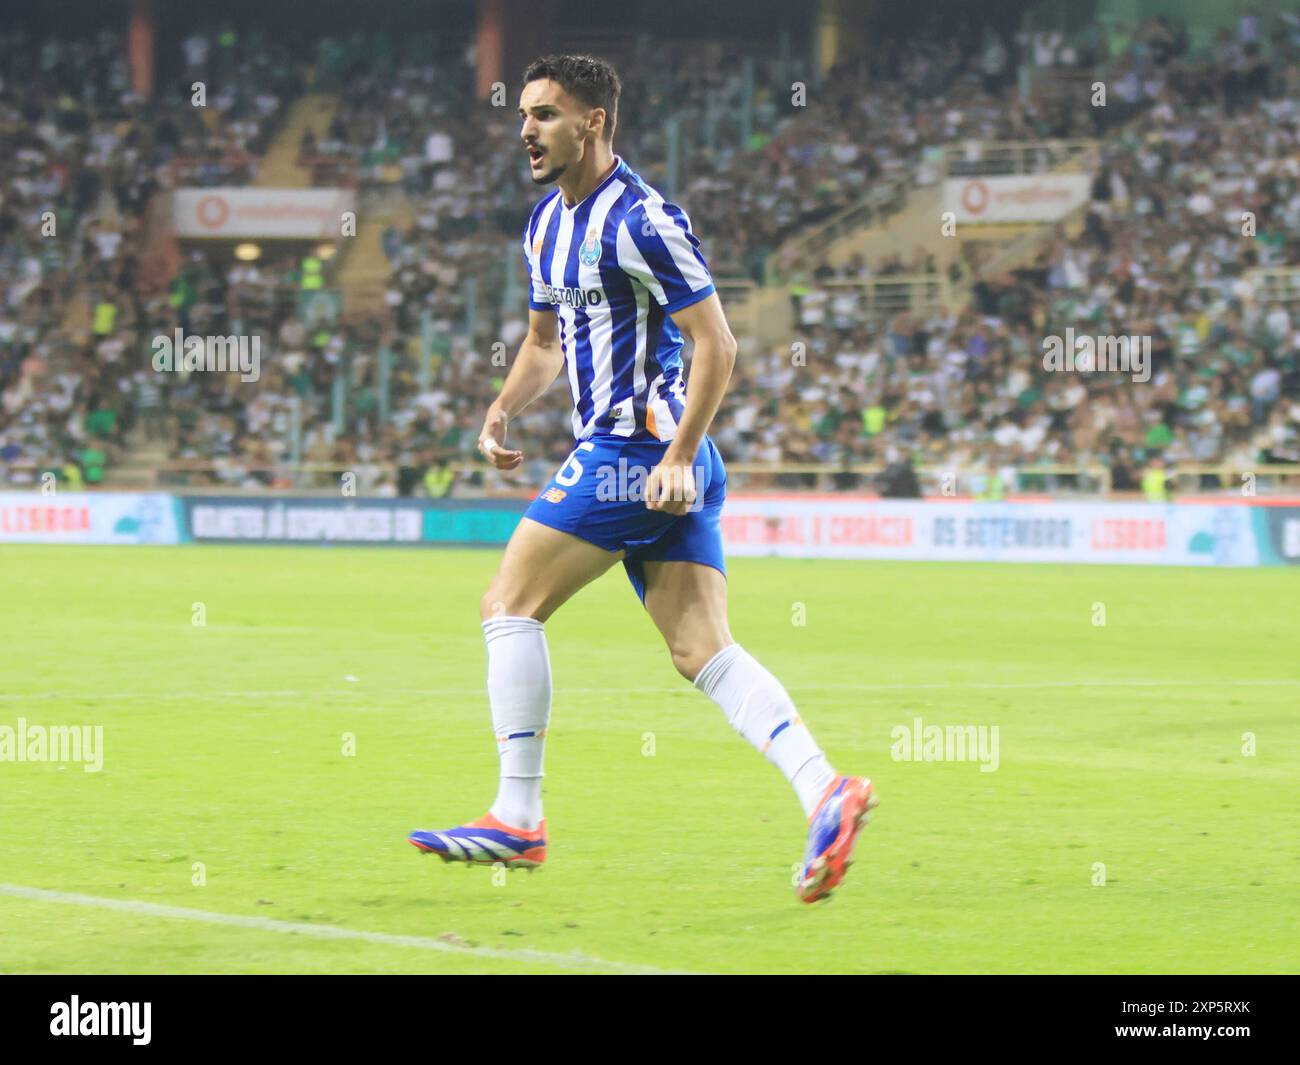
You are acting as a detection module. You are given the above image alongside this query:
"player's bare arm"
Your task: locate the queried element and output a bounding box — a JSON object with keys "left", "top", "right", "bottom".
{"left": 645, "top": 293, "right": 738, "bottom": 515}
{"left": 479, "top": 307, "right": 563, "bottom": 470}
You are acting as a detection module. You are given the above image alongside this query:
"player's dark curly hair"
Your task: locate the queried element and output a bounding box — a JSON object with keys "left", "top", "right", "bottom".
{"left": 522, "top": 54, "right": 621, "bottom": 142}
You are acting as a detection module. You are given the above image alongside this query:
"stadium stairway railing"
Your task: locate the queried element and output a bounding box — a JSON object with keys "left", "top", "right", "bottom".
{"left": 256, "top": 93, "right": 342, "bottom": 189}
{"left": 333, "top": 185, "right": 413, "bottom": 313}
{"left": 752, "top": 137, "right": 1100, "bottom": 341}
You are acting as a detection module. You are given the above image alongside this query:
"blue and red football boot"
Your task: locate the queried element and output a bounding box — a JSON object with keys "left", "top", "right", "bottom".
{"left": 796, "top": 775, "right": 878, "bottom": 903}
{"left": 408, "top": 813, "right": 546, "bottom": 869}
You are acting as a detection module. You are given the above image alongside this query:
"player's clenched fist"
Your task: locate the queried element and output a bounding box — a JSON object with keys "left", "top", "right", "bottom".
{"left": 479, "top": 408, "right": 523, "bottom": 470}
{"left": 645, "top": 457, "right": 697, "bottom": 515}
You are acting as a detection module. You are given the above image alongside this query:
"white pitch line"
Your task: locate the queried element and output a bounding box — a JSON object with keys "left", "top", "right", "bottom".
{"left": 769, "top": 678, "right": 1300, "bottom": 692}
{"left": 0, "top": 884, "right": 683, "bottom": 975}
{"left": 1, "top": 678, "right": 1298, "bottom": 702}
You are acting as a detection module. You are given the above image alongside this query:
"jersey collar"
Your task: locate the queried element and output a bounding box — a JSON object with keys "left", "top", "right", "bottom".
{"left": 561, "top": 155, "right": 623, "bottom": 212}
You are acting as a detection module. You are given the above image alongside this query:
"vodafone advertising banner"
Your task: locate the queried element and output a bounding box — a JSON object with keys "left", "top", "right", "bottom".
{"left": 173, "top": 188, "right": 355, "bottom": 239}
{"left": 944, "top": 174, "right": 1091, "bottom": 224}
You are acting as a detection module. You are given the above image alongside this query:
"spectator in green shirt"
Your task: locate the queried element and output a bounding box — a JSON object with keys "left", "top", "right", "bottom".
{"left": 85, "top": 407, "right": 116, "bottom": 438}
{"left": 80, "top": 443, "right": 107, "bottom": 485}
{"left": 1144, "top": 422, "right": 1174, "bottom": 449}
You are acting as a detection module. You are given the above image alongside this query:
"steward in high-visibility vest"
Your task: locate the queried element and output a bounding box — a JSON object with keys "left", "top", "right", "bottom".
{"left": 300, "top": 255, "right": 324, "bottom": 290}
{"left": 1142, "top": 462, "right": 1169, "bottom": 501}
{"left": 425, "top": 464, "right": 454, "bottom": 499}
{"left": 974, "top": 470, "right": 1004, "bottom": 501}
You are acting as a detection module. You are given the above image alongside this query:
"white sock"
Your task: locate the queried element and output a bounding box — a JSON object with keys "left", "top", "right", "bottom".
{"left": 482, "top": 616, "right": 550, "bottom": 831}
{"left": 694, "top": 643, "right": 838, "bottom": 818}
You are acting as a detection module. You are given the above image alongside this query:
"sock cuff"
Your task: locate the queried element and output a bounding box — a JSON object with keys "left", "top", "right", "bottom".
{"left": 482, "top": 615, "right": 545, "bottom": 642}
{"left": 693, "top": 642, "right": 744, "bottom": 696}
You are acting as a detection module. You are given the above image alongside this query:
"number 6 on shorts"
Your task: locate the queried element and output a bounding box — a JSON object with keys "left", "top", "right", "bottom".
{"left": 555, "top": 441, "right": 595, "bottom": 487}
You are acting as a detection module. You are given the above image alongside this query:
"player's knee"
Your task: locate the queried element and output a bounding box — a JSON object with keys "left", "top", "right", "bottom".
{"left": 480, "top": 590, "right": 514, "bottom": 621}
{"left": 479, "top": 585, "right": 544, "bottom": 623}
{"left": 669, "top": 639, "right": 727, "bottom": 683}
{"left": 669, "top": 646, "right": 702, "bottom": 681}
{"left": 479, "top": 586, "right": 511, "bottom": 622}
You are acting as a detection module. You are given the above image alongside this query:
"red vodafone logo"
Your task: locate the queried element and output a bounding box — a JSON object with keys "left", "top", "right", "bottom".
{"left": 196, "top": 196, "right": 230, "bottom": 230}
{"left": 961, "top": 180, "right": 989, "bottom": 216}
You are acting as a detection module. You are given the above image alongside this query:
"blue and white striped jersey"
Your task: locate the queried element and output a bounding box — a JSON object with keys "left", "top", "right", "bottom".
{"left": 522, "top": 155, "right": 716, "bottom": 442}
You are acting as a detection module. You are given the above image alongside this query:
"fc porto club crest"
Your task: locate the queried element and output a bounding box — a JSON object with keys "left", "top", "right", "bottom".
{"left": 577, "top": 228, "right": 602, "bottom": 267}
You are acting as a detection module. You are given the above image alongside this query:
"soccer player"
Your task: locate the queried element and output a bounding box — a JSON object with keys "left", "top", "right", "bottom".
{"left": 409, "top": 54, "right": 876, "bottom": 902}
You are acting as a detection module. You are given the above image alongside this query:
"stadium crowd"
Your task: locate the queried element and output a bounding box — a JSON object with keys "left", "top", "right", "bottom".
{"left": 768, "top": 15, "right": 1300, "bottom": 493}
{"left": 0, "top": 25, "right": 307, "bottom": 486}
{"left": 2, "top": 14, "right": 1298, "bottom": 496}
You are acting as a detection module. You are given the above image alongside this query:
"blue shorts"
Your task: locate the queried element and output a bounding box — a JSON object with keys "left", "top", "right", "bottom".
{"left": 522, "top": 434, "right": 727, "bottom": 603}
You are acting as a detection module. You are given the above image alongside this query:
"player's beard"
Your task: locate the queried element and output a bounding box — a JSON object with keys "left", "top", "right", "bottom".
{"left": 531, "top": 159, "right": 567, "bottom": 185}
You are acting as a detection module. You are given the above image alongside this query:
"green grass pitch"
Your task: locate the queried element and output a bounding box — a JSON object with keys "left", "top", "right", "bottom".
{"left": 1, "top": 545, "right": 1296, "bottom": 974}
